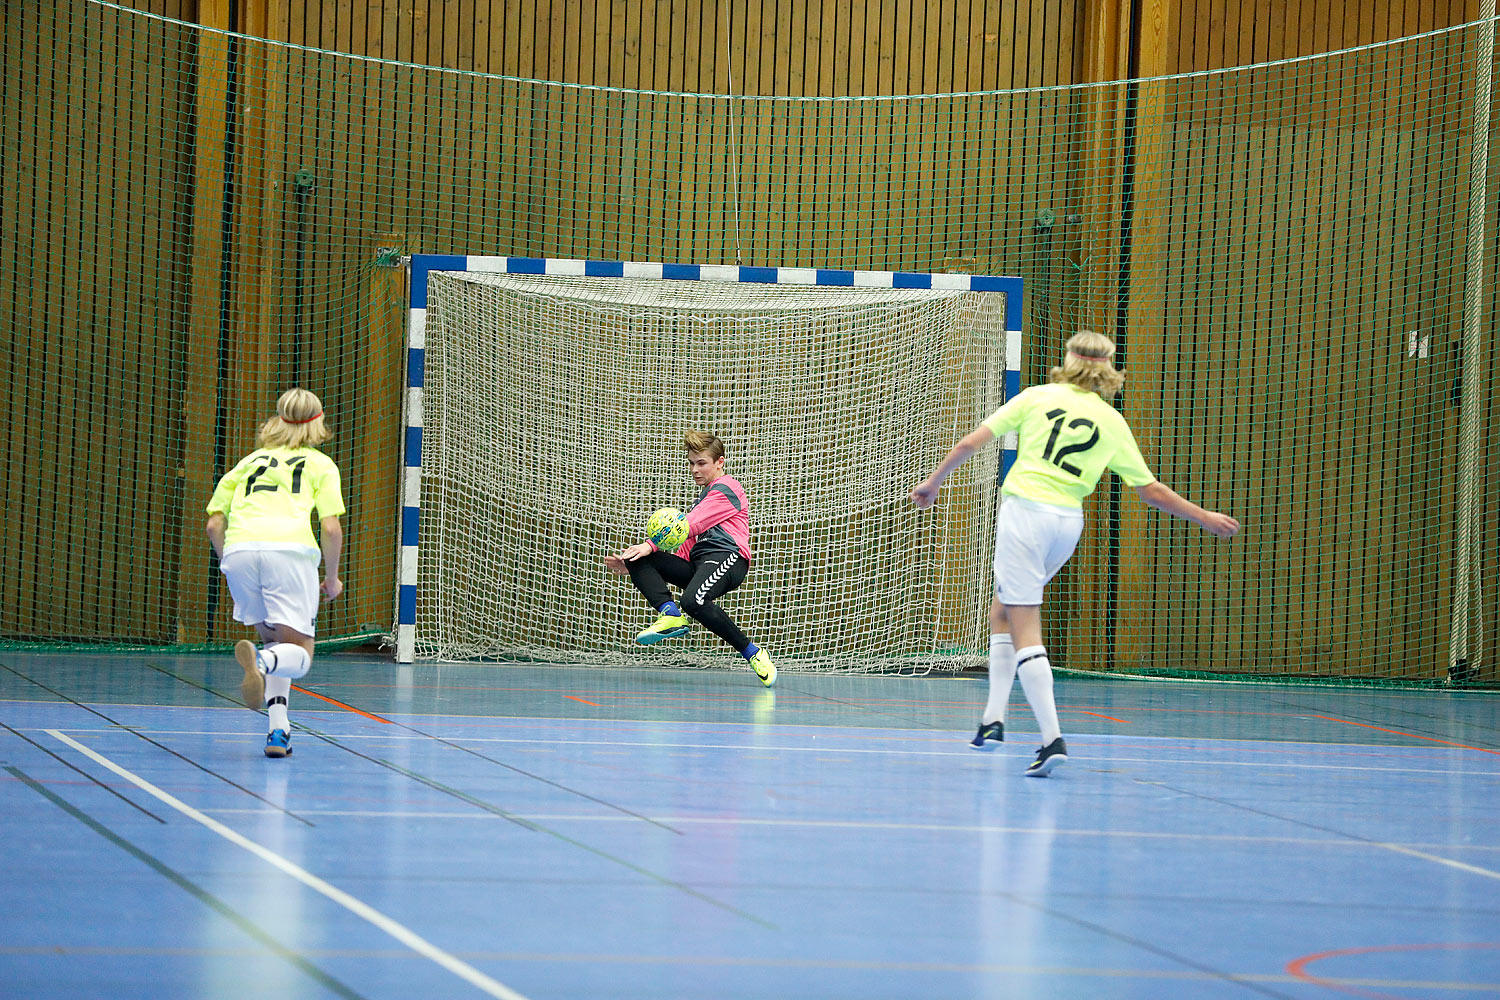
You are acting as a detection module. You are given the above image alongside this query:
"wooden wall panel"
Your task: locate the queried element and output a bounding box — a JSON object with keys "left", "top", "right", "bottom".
{"left": 1105, "top": 20, "right": 1478, "bottom": 678}
{"left": 113, "top": 1, "right": 203, "bottom": 16}
{"left": 268, "top": 1, "right": 1087, "bottom": 95}
{"left": 1169, "top": 0, "right": 1480, "bottom": 71}
{"left": 239, "top": 1, "right": 1484, "bottom": 673}
{"left": 1, "top": 2, "right": 196, "bottom": 641}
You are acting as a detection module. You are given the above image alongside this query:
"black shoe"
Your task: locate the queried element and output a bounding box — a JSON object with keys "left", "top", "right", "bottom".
{"left": 1025, "top": 737, "right": 1067, "bottom": 777}
{"left": 969, "top": 721, "right": 1003, "bottom": 749}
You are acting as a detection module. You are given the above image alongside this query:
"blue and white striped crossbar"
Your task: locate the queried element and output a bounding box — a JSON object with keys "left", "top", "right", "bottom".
{"left": 397, "top": 255, "right": 1024, "bottom": 663}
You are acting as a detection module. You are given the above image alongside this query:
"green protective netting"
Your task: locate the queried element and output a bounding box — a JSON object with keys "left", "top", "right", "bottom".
{"left": 1, "top": 0, "right": 1496, "bottom": 684}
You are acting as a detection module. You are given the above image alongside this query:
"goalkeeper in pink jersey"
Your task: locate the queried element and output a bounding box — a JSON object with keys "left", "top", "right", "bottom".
{"left": 605, "top": 430, "right": 775, "bottom": 687}
{"left": 912, "top": 331, "right": 1239, "bottom": 776}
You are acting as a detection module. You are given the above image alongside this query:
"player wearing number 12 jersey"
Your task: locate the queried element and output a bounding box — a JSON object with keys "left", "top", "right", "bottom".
{"left": 911, "top": 331, "right": 1240, "bottom": 776}
{"left": 205, "top": 387, "right": 346, "bottom": 759}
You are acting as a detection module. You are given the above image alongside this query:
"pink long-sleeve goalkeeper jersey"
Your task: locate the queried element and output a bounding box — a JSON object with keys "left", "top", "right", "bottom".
{"left": 673, "top": 474, "right": 753, "bottom": 562}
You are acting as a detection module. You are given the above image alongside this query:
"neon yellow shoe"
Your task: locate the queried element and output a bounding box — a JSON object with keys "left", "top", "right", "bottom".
{"left": 749, "top": 648, "right": 776, "bottom": 688}
{"left": 636, "top": 614, "right": 690, "bottom": 645}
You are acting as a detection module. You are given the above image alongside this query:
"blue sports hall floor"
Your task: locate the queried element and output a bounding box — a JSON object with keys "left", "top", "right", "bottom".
{"left": 1, "top": 650, "right": 1497, "bottom": 999}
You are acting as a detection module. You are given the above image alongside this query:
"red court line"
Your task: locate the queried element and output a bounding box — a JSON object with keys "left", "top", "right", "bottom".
{"left": 327, "top": 683, "right": 1148, "bottom": 714}
{"left": 1287, "top": 941, "right": 1500, "bottom": 1000}
{"left": 291, "top": 685, "right": 393, "bottom": 724}
{"left": 1076, "top": 711, "right": 1131, "bottom": 724}
{"left": 1310, "top": 715, "right": 1499, "bottom": 756}
{"left": 563, "top": 694, "right": 601, "bottom": 707}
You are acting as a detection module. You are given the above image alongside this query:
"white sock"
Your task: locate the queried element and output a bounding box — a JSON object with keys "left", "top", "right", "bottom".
{"left": 264, "top": 673, "right": 292, "bottom": 732}
{"left": 982, "top": 633, "right": 1015, "bottom": 725}
{"left": 262, "top": 643, "right": 311, "bottom": 680}
{"left": 1016, "top": 645, "right": 1062, "bottom": 745}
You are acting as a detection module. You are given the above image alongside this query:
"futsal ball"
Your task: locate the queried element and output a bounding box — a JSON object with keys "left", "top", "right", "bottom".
{"left": 646, "top": 507, "right": 689, "bottom": 551}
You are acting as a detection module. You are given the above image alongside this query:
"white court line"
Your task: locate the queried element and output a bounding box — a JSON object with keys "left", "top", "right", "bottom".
{"left": 38, "top": 728, "right": 1500, "bottom": 895}
{"left": 12, "top": 697, "right": 1496, "bottom": 744}
{"left": 192, "top": 809, "right": 1500, "bottom": 855}
{"left": 21, "top": 726, "right": 1500, "bottom": 776}
{"left": 1377, "top": 843, "right": 1500, "bottom": 881}
{"left": 44, "top": 729, "right": 532, "bottom": 1000}
{"left": 0, "top": 945, "right": 1495, "bottom": 991}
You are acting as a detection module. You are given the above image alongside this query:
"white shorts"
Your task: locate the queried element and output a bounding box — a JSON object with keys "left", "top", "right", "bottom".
{"left": 220, "top": 547, "right": 321, "bottom": 636}
{"left": 992, "top": 496, "right": 1085, "bottom": 606}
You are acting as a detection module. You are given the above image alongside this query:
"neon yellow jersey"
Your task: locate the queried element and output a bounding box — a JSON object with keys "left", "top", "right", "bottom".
{"left": 206, "top": 447, "right": 345, "bottom": 549}
{"left": 981, "top": 382, "right": 1155, "bottom": 508}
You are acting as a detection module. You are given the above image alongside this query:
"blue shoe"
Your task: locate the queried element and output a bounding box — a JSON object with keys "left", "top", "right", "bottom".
{"left": 970, "top": 721, "right": 1003, "bottom": 749}
{"left": 264, "top": 729, "right": 292, "bottom": 758}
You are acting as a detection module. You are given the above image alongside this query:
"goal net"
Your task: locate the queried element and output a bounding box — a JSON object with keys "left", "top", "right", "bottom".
{"left": 401, "top": 259, "right": 1019, "bottom": 671}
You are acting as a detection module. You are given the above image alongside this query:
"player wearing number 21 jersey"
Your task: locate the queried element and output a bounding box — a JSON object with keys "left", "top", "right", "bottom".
{"left": 911, "top": 331, "right": 1240, "bottom": 777}
{"left": 205, "top": 387, "right": 346, "bottom": 759}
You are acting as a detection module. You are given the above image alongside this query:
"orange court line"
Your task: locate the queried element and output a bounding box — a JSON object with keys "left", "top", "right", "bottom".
{"left": 325, "top": 684, "right": 1325, "bottom": 718}
{"left": 1287, "top": 941, "right": 1500, "bottom": 1000}
{"left": 1076, "top": 711, "right": 1131, "bottom": 723}
{"left": 320, "top": 680, "right": 1313, "bottom": 714}
{"left": 1310, "top": 714, "right": 1500, "bottom": 756}
{"left": 563, "top": 694, "right": 602, "bottom": 707}
{"left": 291, "top": 685, "right": 393, "bottom": 724}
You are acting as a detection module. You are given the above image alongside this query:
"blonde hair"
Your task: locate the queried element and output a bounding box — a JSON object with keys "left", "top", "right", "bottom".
{"left": 683, "top": 429, "right": 725, "bottom": 461}
{"left": 256, "top": 387, "right": 331, "bottom": 449}
{"left": 1050, "top": 330, "right": 1126, "bottom": 400}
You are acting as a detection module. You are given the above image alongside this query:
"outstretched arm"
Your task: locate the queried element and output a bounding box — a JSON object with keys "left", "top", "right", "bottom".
{"left": 1134, "top": 481, "right": 1240, "bottom": 538}
{"left": 910, "top": 426, "right": 996, "bottom": 508}
{"left": 604, "top": 542, "right": 654, "bottom": 575}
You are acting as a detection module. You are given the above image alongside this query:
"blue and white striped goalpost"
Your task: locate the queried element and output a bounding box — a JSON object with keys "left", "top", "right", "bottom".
{"left": 397, "top": 255, "right": 1023, "bottom": 664}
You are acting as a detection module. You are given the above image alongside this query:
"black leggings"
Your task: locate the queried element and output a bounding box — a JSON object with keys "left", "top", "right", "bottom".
{"left": 626, "top": 549, "right": 753, "bottom": 654}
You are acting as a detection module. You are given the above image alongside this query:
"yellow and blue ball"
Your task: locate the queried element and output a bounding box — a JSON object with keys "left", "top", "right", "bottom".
{"left": 646, "top": 507, "right": 689, "bottom": 551}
